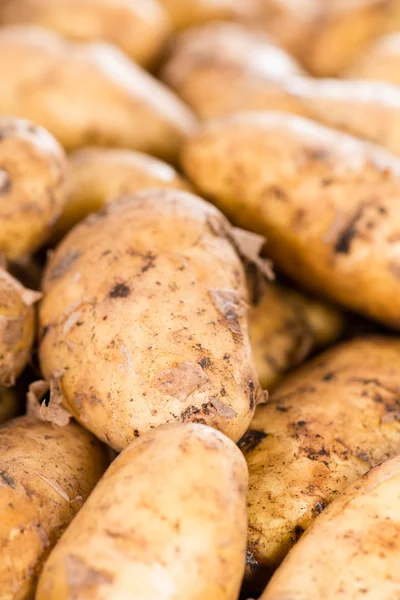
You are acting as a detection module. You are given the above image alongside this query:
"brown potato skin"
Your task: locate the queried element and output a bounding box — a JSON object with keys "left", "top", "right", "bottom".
{"left": 158, "top": 0, "right": 259, "bottom": 30}
{"left": 0, "top": 0, "right": 171, "bottom": 68}
{"left": 0, "top": 117, "right": 66, "bottom": 260}
{"left": 240, "top": 337, "right": 400, "bottom": 587}
{"left": 51, "top": 147, "right": 190, "bottom": 241}
{"left": 347, "top": 32, "right": 400, "bottom": 85}
{"left": 182, "top": 112, "right": 400, "bottom": 329}
{"left": 0, "top": 415, "right": 108, "bottom": 600}
{"left": 261, "top": 455, "right": 400, "bottom": 600}
{"left": 39, "top": 190, "right": 262, "bottom": 451}
{"left": 36, "top": 423, "right": 248, "bottom": 600}
{"left": 0, "top": 387, "right": 19, "bottom": 424}
{"left": 0, "top": 26, "right": 196, "bottom": 160}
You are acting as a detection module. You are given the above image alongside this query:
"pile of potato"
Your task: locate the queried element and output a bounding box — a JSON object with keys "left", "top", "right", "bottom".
{"left": 1, "top": 1, "right": 400, "bottom": 598}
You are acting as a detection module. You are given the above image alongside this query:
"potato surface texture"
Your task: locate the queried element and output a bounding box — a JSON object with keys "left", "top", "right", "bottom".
{"left": 182, "top": 111, "right": 400, "bottom": 328}
{"left": 0, "top": 26, "right": 196, "bottom": 159}
{"left": 261, "top": 455, "right": 400, "bottom": 599}
{"left": 36, "top": 423, "right": 248, "bottom": 600}
{"left": 39, "top": 190, "right": 261, "bottom": 451}
{"left": 158, "top": 0, "right": 259, "bottom": 30}
{"left": 240, "top": 337, "right": 400, "bottom": 586}
{"left": 0, "top": 415, "right": 107, "bottom": 600}
{"left": 0, "top": 117, "right": 66, "bottom": 260}
{"left": 347, "top": 32, "right": 400, "bottom": 85}
{"left": 52, "top": 147, "right": 190, "bottom": 240}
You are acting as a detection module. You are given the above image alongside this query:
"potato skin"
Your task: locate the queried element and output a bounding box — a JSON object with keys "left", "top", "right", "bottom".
{"left": 0, "top": 387, "right": 19, "bottom": 424}
{"left": 158, "top": 0, "right": 259, "bottom": 30}
{"left": 240, "top": 337, "right": 400, "bottom": 587}
{"left": 182, "top": 111, "right": 400, "bottom": 329}
{"left": 51, "top": 147, "right": 190, "bottom": 241}
{"left": 347, "top": 32, "right": 400, "bottom": 85}
{"left": 0, "top": 117, "right": 66, "bottom": 260}
{"left": 0, "top": 26, "right": 196, "bottom": 159}
{"left": 36, "top": 423, "right": 248, "bottom": 600}
{"left": 39, "top": 190, "right": 262, "bottom": 451}
{"left": 0, "top": 0, "right": 171, "bottom": 68}
{"left": 0, "top": 415, "right": 108, "bottom": 600}
{"left": 261, "top": 455, "right": 400, "bottom": 600}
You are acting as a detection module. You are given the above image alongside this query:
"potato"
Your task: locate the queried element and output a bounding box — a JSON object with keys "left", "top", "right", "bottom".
{"left": 51, "top": 147, "right": 190, "bottom": 241}
{"left": 0, "top": 387, "right": 19, "bottom": 424}
{"left": 260, "top": 454, "right": 400, "bottom": 600}
{"left": 0, "top": 117, "right": 66, "bottom": 260}
{"left": 162, "top": 22, "right": 400, "bottom": 157}
{"left": 36, "top": 422, "right": 248, "bottom": 599}
{"left": 346, "top": 32, "right": 400, "bottom": 85}
{"left": 0, "top": 26, "right": 196, "bottom": 159}
{"left": 240, "top": 337, "right": 400, "bottom": 588}
{"left": 39, "top": 189, "right": 263, "bottom": 451}
{"left": 158, "top": 0, "right": 259, "bottom": 30}
{"left": 0, "top": 0, "right": 171, "bottom": 68}
{"left": 0, "top": 415, "right": 108, "bottom": 600}
{"left": 182, "top": 111, "right": 400, "bottom": 329}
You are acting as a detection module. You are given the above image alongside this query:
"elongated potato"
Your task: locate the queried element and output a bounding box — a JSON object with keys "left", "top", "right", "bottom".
{"left": 0, "top": 415, "right": 108, "bottom": 600}
{"left": 0, "top": 117, "right": 66, "bottom": 260}
{"left": 51, "top": 147, "right": 190, "bottom": 241}
{"left": 261, "top": 455, "right": 400, "bottom": 600}
{"left": 39, "top": 190, "right": 262, "bottom": 451}
{"left": 347, "top": 32, "right": 400, "bottom": 85}
{"left": 37, "top": 423, "right": 248, "bottom": 600}
{"left": 0, "top": 0, "right": 171, "bottom": 68}
{"left": 0, "top": 26, "right": 196, "bottom": 159}
{"left": 163, "top": 22, "right": 400, "bottom": 157}
{"left": 0, "top": 268, "right": 41, "bottom": 387}
{"left": 182, "top": 112, "right": 400, "bottom": 329}
{"left": 240, "top": 337, "right": 400, "bottom": 588}
{"left": 158, "top": 0, "right": 259, "bottom": 30}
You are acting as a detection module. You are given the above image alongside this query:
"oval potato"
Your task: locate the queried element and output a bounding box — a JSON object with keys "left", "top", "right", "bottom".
{"left": 36, "top": 423, "right": 248, "bottom": 600}
{"left": 240, "top": 337, "right": 400, "bottom": 587}
{"left": 0, "top": 415, "right": 108, "bottom": 600}
{"left": 182, "top": 111, "right": 400, "bottom": 328}
{"left": 0, "top": 26, "right": 196, "bottom": 159}
{"left": 346, "top": 32, "right": 400, "bottom": 85}
{"left": 261, "top": 454, "right": 400, "bottom": 600}
{"left": 39, "top": 190, "right": 262, "bottom": 451}
{"left": 0, "top": 0, "right": 171, "bottom": 68}
{"left": 51, "top": 147, "right": 190, "bottom": 241}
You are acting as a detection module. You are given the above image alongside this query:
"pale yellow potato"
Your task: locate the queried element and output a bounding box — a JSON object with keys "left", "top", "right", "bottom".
{"left": 0, "top": 415, "right": 108, "bottom": 600}
{"left": 0, "top": 117, "right": 66, "bottom": 260}
{"left": 182, "top": 111, "right": 400, "bottom": 329}
{"left": 0, "top": 387, "right": 19, "bottom": 424}
{"left": 158, "top": 0, "right": 260, "bottom": 30}
{"left": 240, "top": 337, "right": 400, "bottom": 588}
{"left": 162, "top": 21, "right": 400, "bottom": 157}
{"left": 39, "top": 190, "right": 263, "bottom": 451}
{"left": 37, "top": 423, "right": 248, "bottom": 600}
{"left": 261, "top": 455, "right": 400, "bottom": 600}
{"left": 0, "top": 0, "right": 171, "bottom": 68}
{"left": 347, "top": 32, "right": 400, "bottom": 85}
{"left": 0, "top": 26, "right": 196, "bottom": 159}
{"left": 0, "top": 268, "right": 41, "bottom": 387}
{"left": 51, "top": 147, "right": 190, "bottom": 241}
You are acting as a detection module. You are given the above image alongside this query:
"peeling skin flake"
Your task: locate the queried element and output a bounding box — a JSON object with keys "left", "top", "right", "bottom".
{"left": 26, "top": 380, "right": 49, "bottom": 420}
{"left": 231, "top": 227, "right": 274, "bottom": 280}
{"left": 209, "top": 288, "right": 246, "bottom": 335}
{"left": 154, "top": 361, "right": 209, "bottom": 401}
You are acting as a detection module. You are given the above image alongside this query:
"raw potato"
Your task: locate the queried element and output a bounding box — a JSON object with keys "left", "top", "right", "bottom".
{"left": 346, "top": 32, "right": 400, "bottom": 85}
{"left": 36, "top": 423, "right": 248, "bottom": 600}
{"left": 0, "top": 268, "right": 41, "bottom": 387}
{"left": 240, "top": 337, "right": 400, "bottom": 587}
{"left": 51, "top": 147, "right": 190, "bottom": 241}
{"left": 39, "top": 189, "right": 263, "bottom": 451}
{"left": 0, "top": 0, "right": 171, "bottom": 68}
{"left": 260, "top": 455, "right": 400, "bottom": 600}
{"left": 182, "top": 111, "right": 400, "bottom": 329}
{"left": 0, "top": 117, "right": 66, "bottom": 260}
{"left": 0, "top": 415, "right": 108, "bottom": 600}
{"left": 158, "top": 0, "right": 259, "bottom": 30}
{"left": 0, "top": 387, "right": 19, "bottom": 424}
{"left": 0, "top": 26, "right": 196, "bottom": 159}
{"left": 162, "top": 22, "right": 400, "bottom": 157}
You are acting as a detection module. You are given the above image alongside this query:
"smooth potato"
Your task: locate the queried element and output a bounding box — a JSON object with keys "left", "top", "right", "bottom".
{"left": 182, "top": 111, "right": 400, "bottom": 329}
{"left": 0, "top": 415, "right": 108, "bottom": 600}
{"left": 0, "top": 26, "right": 196, "bottom": 159}
{"left": 158, "top": 0, "right": 259, "bottom": 30}
{"left": 240, "top": 337, "right": 400, "bottom": 587}
{"left": 51, "top": 147, "right": 190, "bottom": 241}
{"left": 0, "top": 117, "right": 66, "bottom": 260}
{"left": 39, "top": 190, "right": 263, "bottom": 451}
{"left": 0, "top": 0, "right": 171, "bottom": 68}
{"left": 36, "top": 423, "right": 248, "bottom": 600}
{"left": 261, "top": 455, "right": 400, "bottom": 600}
{"left": 347, "top": 32, "right": 400, "bottom": 85}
